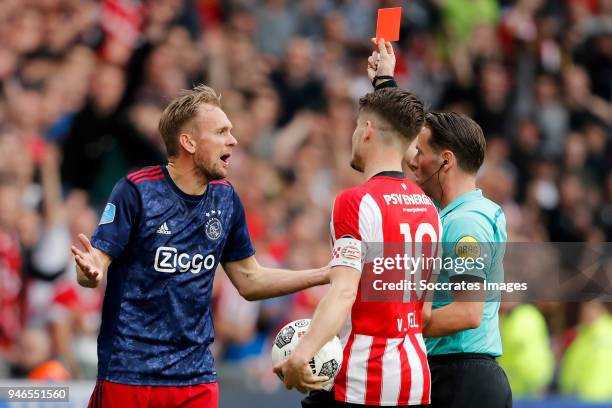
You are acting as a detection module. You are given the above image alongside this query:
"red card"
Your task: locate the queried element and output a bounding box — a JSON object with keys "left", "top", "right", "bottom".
{"left": 375, "top": 7, "right": 402, "bottom": 43}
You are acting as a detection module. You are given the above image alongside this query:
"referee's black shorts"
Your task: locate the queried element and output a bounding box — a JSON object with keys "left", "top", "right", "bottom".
{"left": 428, "top": 353, "right": 512, "bottom": 408}
{"left": 301, "top": 390, "right": 426, "bottom": 408}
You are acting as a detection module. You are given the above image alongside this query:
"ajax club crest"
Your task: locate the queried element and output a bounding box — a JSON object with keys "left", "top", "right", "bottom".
{"left": 205, "top": 210, "right": 222, "bottom": 241}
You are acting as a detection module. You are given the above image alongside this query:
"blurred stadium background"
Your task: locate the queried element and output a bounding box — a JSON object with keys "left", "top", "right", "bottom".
{"left": 0, "top": 0, "right": 611, "bottom": 407}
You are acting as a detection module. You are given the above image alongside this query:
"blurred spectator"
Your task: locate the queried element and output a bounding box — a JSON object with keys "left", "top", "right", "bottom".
{"left": 255, "top": 0, "right": 297, "bottom": 58}
{"left": 472, "top": 60, "right": 514, "bottom": 138}
{"left": 61, "top": 62, "right": 165, "bottom": 204}
{"left": 270, "top": 37, "right": 325, "bottom": 126}
{"left": 531, "top": 72, "right": 569, "bottom": 160}
{"left": 11, "top": 329, "right": 70, "bottom": 382}
{"left": 0, "top": 180, "right": 24, "bottom": 357}
{"left": 563, "top": 65, "right": 612, "bottom": 131}
{"left": 560, "top": 302, "right": 612, "bottom": 401}
{"left": 441, "top": 0, "right": 499, "bottom": 47}
{"left": 498, "top": 303, "right": 555, "bottom": 398}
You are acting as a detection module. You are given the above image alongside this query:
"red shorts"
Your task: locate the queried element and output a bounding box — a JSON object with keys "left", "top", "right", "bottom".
{"left": 88, "top": 380, "right": 219, "bottom": 408}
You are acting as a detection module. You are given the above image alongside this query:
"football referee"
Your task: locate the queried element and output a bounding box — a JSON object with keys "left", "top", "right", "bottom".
{"left": 368, "top": 39, "right": 512, "bottom": 408}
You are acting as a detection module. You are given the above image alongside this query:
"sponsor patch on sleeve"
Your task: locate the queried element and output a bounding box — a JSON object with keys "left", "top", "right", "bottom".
{"left": 454, "top": 235, "right": 480, "bottom": 259}
{"left": 331, "top": 237, "right": 363, "bottom": 272}
{"left": 99, "top": 203, "right": 116, "bottom": 225}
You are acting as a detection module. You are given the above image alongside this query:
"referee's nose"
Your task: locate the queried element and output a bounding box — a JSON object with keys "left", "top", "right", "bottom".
{"left": 407, "top": 154, "right": 418, "bottom": 174}
{"left": 404, "top": 138, "right": 419, "bottom": 174}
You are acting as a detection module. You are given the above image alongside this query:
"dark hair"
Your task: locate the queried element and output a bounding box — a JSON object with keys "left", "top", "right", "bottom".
{"left": 158, "top": 84, "right": 222, "bottom": 157}
{"left": 425, "top": 112, "right": 486, "bottom": 174}
{"left": 358, "top": 88, "right": 425, "bottom": 142}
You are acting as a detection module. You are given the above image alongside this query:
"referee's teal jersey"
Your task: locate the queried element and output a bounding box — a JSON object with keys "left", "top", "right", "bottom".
{"left": 426, "top": 189, "right": 506, "bottom": 356}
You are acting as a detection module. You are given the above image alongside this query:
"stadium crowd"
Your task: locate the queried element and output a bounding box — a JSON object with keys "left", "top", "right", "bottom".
{"left": 0, "top": 0, "right": 611, "bottom": 402}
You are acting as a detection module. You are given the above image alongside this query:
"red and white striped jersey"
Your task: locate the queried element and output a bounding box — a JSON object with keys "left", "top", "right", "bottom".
{"left": 329, "top": 172, "right": 441, "bottom": 406}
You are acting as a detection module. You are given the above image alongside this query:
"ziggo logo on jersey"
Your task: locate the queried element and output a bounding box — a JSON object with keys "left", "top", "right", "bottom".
{"left": 154, "top": 247, "right": 216, "bottom": 274}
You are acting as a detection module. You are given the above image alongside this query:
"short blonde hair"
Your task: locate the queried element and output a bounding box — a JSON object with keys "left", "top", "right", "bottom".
{"left": 158, "top": 84, "right": 222, "bottom": 156}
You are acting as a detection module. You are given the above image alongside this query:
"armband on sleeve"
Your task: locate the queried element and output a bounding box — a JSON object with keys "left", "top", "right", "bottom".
{"left": 330, "top": 236, "right": 363, "bottom": 272}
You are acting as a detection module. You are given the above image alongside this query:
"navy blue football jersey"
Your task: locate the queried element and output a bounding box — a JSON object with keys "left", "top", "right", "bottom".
{"left": 91, "top": 165, "right": 255, "bottom": 386}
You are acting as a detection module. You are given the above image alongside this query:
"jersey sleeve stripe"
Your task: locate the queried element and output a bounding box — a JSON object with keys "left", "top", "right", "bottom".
{"left": 131, "top": 170, "right": 162, "bottom": 182}
{"left": 332, "top": 191, "right": 362, "bottom": 241}
{"left": 130, "top": 170, "right": 162, "bottom": 181}
{"left": 127, "top": 166, "right": 162, "bottom": 181}
{"left": 130, "top": 168, "right": 162, "bottom": 182}
{"left": 128, "top": 172, "right": 159, "bottom": 183}
{"left": 358, "top": 194, "right": 384, "bottom": 243}
{"left": 127, "top": 166, "right": 160, "bottom": 179}
{"left": 132, "top": 174, "right": 165, "bottom": 184}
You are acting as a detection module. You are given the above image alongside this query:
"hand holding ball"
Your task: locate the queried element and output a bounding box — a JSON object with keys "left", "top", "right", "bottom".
{"left": 271, "top": 319, "right": 343, "bottom": 386}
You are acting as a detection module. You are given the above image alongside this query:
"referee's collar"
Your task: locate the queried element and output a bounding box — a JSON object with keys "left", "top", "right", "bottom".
{"left": 440, "top": 189, "right": 483, "bottom": 218}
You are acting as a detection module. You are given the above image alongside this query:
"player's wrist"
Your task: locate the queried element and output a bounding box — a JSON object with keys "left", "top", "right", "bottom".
{"left": 289, "top": 347, "right": 311, "bottom": 366}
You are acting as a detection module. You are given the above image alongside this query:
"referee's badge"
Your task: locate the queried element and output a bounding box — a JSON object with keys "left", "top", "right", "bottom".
{"left": 455, "top": 236, "right": 481, "bottom": 258}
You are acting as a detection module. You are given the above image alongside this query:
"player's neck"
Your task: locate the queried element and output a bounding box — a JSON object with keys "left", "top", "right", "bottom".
{"left": 439, "top": 175, "right": 476, "bottom": 208}
{"left": 166, "top": 161, "right": 208, "bottom": 196}
{"left": 363, "top": 154, "right": 403, "bottom": 180}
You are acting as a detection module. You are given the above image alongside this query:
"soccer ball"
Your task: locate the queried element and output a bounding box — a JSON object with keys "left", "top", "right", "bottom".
{"left": 271, "top": 319, "right": 343, "bottom": 383}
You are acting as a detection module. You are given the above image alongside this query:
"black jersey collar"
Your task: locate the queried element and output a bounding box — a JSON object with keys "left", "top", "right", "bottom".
{"left": 370, "top": 170, "right": 405, "bottom": 180}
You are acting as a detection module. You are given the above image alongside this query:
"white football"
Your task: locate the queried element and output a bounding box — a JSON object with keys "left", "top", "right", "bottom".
{"left": 271, "top": 319, "right": 343, "bottom": 383}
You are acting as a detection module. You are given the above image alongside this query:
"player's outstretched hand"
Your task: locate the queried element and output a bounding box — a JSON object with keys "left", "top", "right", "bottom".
{"left": 273, "top": 356, "right": 329, "bottom": 394}
{"left": 367, "top": 38, "right": 396, "bottom": 84}
{"left": 71, "top": 233, "right": 103, "bottom": 288}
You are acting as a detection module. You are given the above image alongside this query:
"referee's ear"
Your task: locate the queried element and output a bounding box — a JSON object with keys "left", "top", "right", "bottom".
{"left": 441, "top": 151, "right": 454, "bottom": 172}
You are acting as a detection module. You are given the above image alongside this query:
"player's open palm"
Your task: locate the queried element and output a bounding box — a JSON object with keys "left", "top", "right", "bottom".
{"left": 72, "top": 233, "right": 103, "bottom": 288}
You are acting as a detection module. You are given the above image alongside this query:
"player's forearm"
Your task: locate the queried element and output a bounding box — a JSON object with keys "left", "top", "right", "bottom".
{"left": 223, "top": 256, "right": 329, "bottom": 301}
{"left": 291, "top": 283, "right": 355, "bottom": 364}
{"left": 244, "top": 265, "right": 330, "bottom": 301}
{"left": 423, "top": 301, "right": 484, "bottom": 337}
